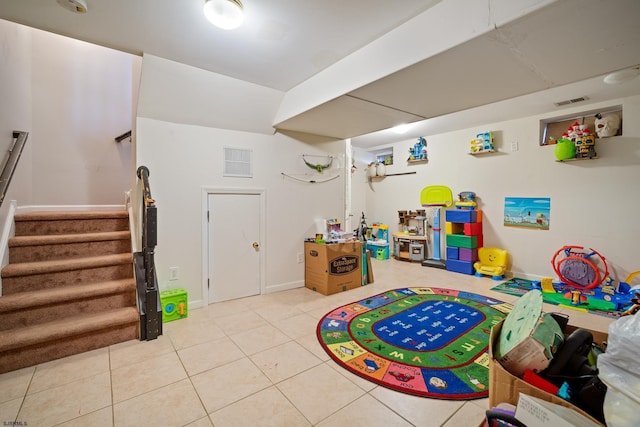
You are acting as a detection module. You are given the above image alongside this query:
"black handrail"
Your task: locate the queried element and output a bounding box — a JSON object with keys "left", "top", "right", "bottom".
{"left": 0, "top": 131, "right": 28, "bottom": 207}
{"left": 115, "top": 130, "right": 132, "bottom": 143}
{"left": 135, "top": 165, "right": 162, "bottom": 340}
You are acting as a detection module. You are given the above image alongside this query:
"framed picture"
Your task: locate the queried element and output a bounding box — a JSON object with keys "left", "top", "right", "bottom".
{"left": 504, "top": 197, "right": 550, "bottom": 230}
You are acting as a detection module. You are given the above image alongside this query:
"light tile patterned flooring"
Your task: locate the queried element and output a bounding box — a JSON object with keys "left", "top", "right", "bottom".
{"left": 0, "top": 260, "right": 614, "bottom": 426}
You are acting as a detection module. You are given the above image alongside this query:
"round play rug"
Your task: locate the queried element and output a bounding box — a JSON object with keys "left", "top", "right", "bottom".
{"left": 317, "top": 287, "right": 512, "bottom": 399}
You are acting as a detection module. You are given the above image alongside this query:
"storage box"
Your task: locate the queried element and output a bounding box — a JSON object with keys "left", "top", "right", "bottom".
{"left": 515, "top": 393, "right": 602, "bottom": 427}
{"left": 160, "top": 288, "right": 188, "bottom": 323}
{"left": 489, "top": 320, "right": 608, "bottom": 426}
{"left": 304, "top": 241, "right": 362, "bottom": 295}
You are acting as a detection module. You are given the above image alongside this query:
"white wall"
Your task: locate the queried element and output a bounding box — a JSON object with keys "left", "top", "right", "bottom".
{"left": 136, "top": 117, "right": 346, "bottom": 307}
{"left": 0, "top": 20, "right": 33, "bottom": 211}
{"left": 30, "top": 29, "right": 134, "bottom": 205}
{"left": 361, "top": 95, "right": 640, "bottom": 282}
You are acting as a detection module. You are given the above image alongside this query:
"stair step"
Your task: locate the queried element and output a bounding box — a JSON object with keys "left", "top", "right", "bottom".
{"left": 10, "top": 230, "right": 131, "bottom": 246}
{"left": 15, "top": 210, "right": 128, "bottom": 221}
{"left": 2, "top": 253, "right": 133, "bottom": 277}
{"left": 0, "top": 307, "right": 139, "bottom": 374}
{"left": 0, "top": 307, "right": 139, "bottom": 353}
{"left": 14, "top": 210, "right": 129, "bottom": 236}
{"left": 1, "top": 254, "right": 134, "bottom": 295}
{"left": 9, "top": 231, "right": 131, "bottom": 263}
{"left": 0, "top": 209, "right": 142, "bottom": 374}
{"left": 0, "top": 279, "right": 136, "bottom": 331}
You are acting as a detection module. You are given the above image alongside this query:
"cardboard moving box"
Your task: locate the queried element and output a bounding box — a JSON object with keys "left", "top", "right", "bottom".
{"left": 304, "top": 241, "right": 362, "bottom": 295}
{"left": 489, "top": 320, "right": 608, "bottom": 426}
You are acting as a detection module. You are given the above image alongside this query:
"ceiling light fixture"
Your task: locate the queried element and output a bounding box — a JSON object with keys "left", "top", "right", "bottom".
{"left": 392, "top": 124, "right": 410, "bottom": 134}
{"left": 56, "top": 0, "right": 88, "bottom": 14}
{"left": 204, "top": 0, "right": 244, "bottom": 30}
{"left": 603, "top": 67, "right": 640, "bottom": 85}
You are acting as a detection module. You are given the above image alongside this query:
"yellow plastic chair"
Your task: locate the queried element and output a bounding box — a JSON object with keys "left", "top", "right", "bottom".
{"left": 474, "top": 247, "right": 508, "bottom": 280}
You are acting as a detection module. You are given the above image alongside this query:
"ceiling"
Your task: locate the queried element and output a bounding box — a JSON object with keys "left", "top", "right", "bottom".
{"left": 2, "top": 0, "right": 640, "bottom": 149}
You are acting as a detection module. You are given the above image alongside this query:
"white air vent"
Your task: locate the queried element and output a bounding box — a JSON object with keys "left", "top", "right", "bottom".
{"left": 554, "top": 96, "right": 589, "bottom": 107}
{"left": 223, "top": 147, "right": 252, "bottom": 177}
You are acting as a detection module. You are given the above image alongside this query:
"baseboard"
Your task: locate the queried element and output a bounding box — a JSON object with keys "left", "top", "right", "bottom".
{"left": 264, "top": 280, "right": 304, "bottom": 294}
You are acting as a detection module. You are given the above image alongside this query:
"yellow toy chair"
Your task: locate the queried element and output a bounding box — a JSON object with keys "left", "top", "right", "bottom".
{"left": 474, "top": 247, "right": 508, "bottom": 280}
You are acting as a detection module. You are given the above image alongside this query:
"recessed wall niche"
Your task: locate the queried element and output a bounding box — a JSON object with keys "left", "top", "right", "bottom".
{"left": 539, "top": 105, "right": 622, "bottom": 146}
{"left": 370, "top": 147, "right": 394, "bottom": 165}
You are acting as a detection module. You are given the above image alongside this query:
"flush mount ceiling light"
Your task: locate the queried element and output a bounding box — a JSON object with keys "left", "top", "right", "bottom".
{"left": 603, "top": 67, "right": 640, "bottom": 85}
{"left": 56, "top": 0, "right": 88, "bottom": 13}
{"left": 204, "top": 0, "right": 244, "bottom": 30}
{"left": 392, "top": 124, "right": 410, "bottom": 134}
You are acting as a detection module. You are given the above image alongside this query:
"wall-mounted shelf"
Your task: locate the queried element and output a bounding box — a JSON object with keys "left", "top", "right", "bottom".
{"left": 407, "top": 159, "right": 428, "bottom": 164}
{"left": 469, "top": 149, "right": 496, "bottom": 156}
{"left": 555, "top": 156, "right": 599, "bottom": 162}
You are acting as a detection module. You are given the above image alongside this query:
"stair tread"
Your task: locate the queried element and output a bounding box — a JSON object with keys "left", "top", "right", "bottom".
{"left": 9, "top": 230, "right": 131, "bottom": 247}
{"left": 1, "top": 253, "right": 133, "bottom": 278}
{"left": 0, "top": 307, "right": 139, "bottom": 353}
{"left": 15, "top": 210, "right": 128, "bottom": 221}
{"left": 0, "top": 279, "right": 136, "bottom": 312}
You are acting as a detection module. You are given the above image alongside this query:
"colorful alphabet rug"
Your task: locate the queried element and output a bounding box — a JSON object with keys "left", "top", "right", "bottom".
{"left": 316, "top": 287, "right": 511, "bottom": 399}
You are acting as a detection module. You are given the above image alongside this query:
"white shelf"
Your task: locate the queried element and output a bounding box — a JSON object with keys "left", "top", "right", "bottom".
{"left": 469, "top": 149, "right": 496, "bottom": 155}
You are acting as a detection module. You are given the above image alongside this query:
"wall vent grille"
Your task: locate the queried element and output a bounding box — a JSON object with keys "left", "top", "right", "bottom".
{"left": 554, "top": 96, "right": 589, "bottom": 107}
{"left": 223, "top": 147, "right": 252, "bottom": 178}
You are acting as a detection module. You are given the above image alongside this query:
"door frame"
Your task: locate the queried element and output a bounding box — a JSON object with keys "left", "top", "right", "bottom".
{"left": 201, "top": 186, "right": 266, "bottom": 305}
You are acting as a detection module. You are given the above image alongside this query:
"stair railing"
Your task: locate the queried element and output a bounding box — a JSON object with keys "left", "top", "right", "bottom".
{"left": 0, "top": 131, "right": 29, "bottom": 207}
{"left": 134, "top": 166, "right": 162, "bottom": 340}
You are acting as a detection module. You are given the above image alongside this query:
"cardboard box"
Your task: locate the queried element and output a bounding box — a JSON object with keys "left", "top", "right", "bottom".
{"left": 304, "top": 241, "right": 362, "bottom": 295}
{"left": 489, "top": 320, "right": 608, "bottom": 426}
{"left": 515, "top": 393, "right": 602, "bottom": 427}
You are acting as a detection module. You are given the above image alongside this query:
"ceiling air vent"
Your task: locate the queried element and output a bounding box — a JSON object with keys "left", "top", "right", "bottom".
{"left": 554, "top": 96, "right": 589, "bottom": 107}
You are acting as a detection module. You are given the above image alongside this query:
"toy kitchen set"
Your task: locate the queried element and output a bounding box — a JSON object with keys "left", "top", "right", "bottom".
{"left": 393, "top": 210, "right": 428, "bottom": 262}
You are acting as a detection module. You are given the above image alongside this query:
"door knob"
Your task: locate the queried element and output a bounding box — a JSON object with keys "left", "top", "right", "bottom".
{"left": 252, "top": 242, "right": 260, "bottom": 249}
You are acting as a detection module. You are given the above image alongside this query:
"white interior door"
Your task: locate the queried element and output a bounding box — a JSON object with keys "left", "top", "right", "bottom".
{"left": 208, "top": 192, "right": 261, "bottom": 303}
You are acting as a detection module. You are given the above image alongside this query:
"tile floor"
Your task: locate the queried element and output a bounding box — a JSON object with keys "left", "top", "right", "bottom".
{"left": 0, "top": 260, "right": 615, "bottom": 426}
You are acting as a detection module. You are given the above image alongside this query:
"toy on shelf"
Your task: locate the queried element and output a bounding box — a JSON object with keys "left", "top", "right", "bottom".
{"left": 408, "top": 137, "right": 428, "bottom": 162}
{"left": 594, "top": 112, "right": 621, "bottom": 138}
{"left": 554, "top": 138, "right": 576, "bottom": 160}
{"left": 474, "top": 247, "right": 508, "bottom": 280}
{"left": 455, "top": 191, "right": 477, "bottom": 210}
{"left": 554, "top": 121, "right": 597, "bottom": 160}
{"left": 470, "top": 131, "right": 494, "bottom": 154}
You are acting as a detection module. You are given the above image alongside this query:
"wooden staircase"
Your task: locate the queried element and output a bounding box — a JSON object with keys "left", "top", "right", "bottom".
{"left": 0, "top": 210, "right": 139, "bottom": 374}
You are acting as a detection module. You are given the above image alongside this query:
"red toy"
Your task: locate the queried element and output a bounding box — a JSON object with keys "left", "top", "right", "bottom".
{"left": 551, "top": 245, "right": 609, "bottom": 289}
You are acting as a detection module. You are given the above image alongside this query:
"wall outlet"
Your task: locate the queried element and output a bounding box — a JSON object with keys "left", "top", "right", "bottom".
{"left": 169, "top": 267, "right": 179, "bottom": 281}
{"left": 297, "top": 252, "right": 304, "bottom": 263}
{"left": 511, "top": 141, "right": 519, "bottom": 152}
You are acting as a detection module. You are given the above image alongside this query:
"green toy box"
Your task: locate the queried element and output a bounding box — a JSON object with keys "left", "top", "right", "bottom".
{"left": 160, "top": 288, "right": 188, "bottom": 323}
